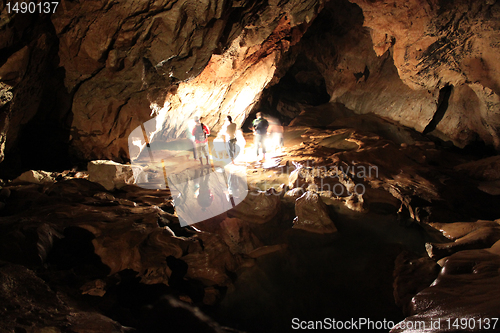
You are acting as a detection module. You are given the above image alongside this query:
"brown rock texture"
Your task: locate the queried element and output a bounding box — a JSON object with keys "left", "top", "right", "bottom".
{"left": 51, "top": 0, "right": 236, "bottom": 161}
{"left": 258, "top": 0, "right": 500, "bottom": 151}
{"left": 0, "top": 6, "right": 69, "bottom": 168}
{"left": 391, "top": 249, "right": 500, "bottom": 333}
{"left": 0, "top": 0, "right": 327, "bottom": 167}
{"left": 293, "top": 191, "right": 337, "bottom": 233}
{"left": 228, "top": 189, "right": 282, "bottom": 224}
{"left": 54, "top": 0, "right": 327, "bottom": 162}
{"left": 347, "top": 0, "right": 500, "bottom": 148}
{"left": 0, "top": 264, "right": 128, "bottom": 332}
{"left": 1, "top": 0, "right": 500, "bottom": 170}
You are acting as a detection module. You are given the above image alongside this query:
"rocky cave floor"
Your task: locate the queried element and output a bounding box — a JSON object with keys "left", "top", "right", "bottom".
{"left": 1, "top": 112, "right": 500, "bottom": 333}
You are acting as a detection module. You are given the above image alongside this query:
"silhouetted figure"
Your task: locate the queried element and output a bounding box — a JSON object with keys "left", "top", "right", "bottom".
{"left": 252, "top": 112, "right": 269, "bottom": 161}
{"left": 186, "top": 118, "right": 197, "bottom": 160}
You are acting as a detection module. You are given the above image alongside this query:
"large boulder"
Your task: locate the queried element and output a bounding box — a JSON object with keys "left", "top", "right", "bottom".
{"left": 293, "top": 191, "right": 337, "bottom": 234}
{"left": 228, "top": 189, "right": 281, "bottom": 224}
{"left": 87, "top": 160, "right": 140, "bottom": 191}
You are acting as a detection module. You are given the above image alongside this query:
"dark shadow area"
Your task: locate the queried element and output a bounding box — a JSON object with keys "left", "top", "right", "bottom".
{"left": 46, "top": 226, "right": 110, "bottom": 277}
{"left": 246, "top": 54, "right": 330, "bottom": 129}
{"left": 87, "top": 269, "right": 225, "bottom": 333}
{"left": 0, "top": 12, "right": 73, "bottom": 179}
{"left": 207, "top": 202, "right": 434, "bottom": 333}
{"left": 423, "top": 85, "right": 453, "bottom": 135}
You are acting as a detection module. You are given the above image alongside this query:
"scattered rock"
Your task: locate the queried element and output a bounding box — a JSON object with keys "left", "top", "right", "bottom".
{"left": 219, "top": 217, "right": 262, "bottom": 255}
{"left": 81, "top": 279, "right": 107, "bottom": 297}
{"left": 429, "top": 220, "right": 500, "bottom": 240}
{"left": 425, "top": 225, "right": 500, "bottom": 260}
{"left": 343, "top": 193, "right": 366, "bottom": 212}
{"left": 283, "top": 187, "right": 306, "bottom": 204}
{"left": 0, "top": 264, "right": 128, "bottom": 333}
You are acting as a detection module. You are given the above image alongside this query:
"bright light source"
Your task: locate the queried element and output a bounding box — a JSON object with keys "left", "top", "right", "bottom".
{"left": 127, "top": 31, "right": 282, "bottom": 226}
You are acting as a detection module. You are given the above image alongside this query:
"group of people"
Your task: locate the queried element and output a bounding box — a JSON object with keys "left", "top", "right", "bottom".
{"left": 188, "top": 112, "right": 282, "bottom": 166}
{"left": 189, "top": 115, "right": 238, "bottom": 166}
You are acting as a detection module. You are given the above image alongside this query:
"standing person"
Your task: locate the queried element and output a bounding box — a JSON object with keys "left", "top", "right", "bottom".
{"left": 223, "top": 115, "right": 237, "bottom": 163}
{"left": 192, "top": 116, "right": 210, "bottom": 166}
{"left": 252, "top": 112, "right": 269, "bottom": 161}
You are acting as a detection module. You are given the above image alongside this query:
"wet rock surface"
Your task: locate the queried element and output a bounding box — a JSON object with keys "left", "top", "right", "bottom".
{"left": 0, "top": 119, "right": 499, "bottom": 331}
{"left": 293, "top": 191, "right": 337, "bottom": 233}
{"left": 241, "top": 121, "right": 500, "bottom": 332}
{"left": 0, "top": 175, "right": 256, "bottom": 331}
{"left": 0, "top": 0, "right": 500, "bottom": 330}
{"left": 391, "top": 249, "right": 500, "bottom": 333}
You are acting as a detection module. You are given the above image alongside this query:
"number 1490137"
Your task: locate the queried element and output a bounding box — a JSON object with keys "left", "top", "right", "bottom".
{"left": 445, "top": 318, "right": 498, "bottom": 330}
{"left": 6, "top": 2, "right": 59, "bottom": 14}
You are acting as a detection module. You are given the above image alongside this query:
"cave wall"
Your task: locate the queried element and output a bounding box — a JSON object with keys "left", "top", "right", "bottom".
{"left": 0, "top": 6, "right": 72, "bottom": 171}
{"left": 0, "top": 0, "right": 326, "bottom": 170}
{"left": 1, "top": 0, "right": 500, "bottom": 173}
{"left": 261, "top": 0, "right": 500, "bottom": 149}
{"left": 343, "top": 0, "right": 500, "bottom": 148}
{"left": 52, "top": 0, "right": 244, "bottom": 162}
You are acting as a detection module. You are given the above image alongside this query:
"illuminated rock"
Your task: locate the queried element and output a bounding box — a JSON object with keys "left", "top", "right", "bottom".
{"left": 13, "top": 170, "right": 54, "bottom": 184}
{"left": 228, "top": 189, "right": 281, "bottom": 224}
{"left": 346, "top": 0, "right": 500, "bottom": 149}
{"left": 283, "top": 187, "right": 306, "bottom": 204}
{"left": 293, "top": 191, "right": 337, "bottom": 234}
{"left": 45, "top": 0, "right": 326, "bottom": 162}
{"left": 425, "top": 221, "right": 500, "bottom": 260}
{"left": 87, "top": 160, "right": 140, "bottom": 191}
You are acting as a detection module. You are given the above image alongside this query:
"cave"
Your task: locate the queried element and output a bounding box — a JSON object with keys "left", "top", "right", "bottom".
{"left": 1, "top": 0, "right": 500, "bottom": 332}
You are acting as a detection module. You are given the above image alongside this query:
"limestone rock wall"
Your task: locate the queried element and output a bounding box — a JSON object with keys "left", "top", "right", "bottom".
{"left": 0, "top": 0, "right": 327, "bottom": 169}
{"left": 0, "top": 6, "right": 71, "bottom": 170}
{"left": 346, "top": 0, "right": 500, "bottom": 148}
{"left": 294, "top": 0, "right": 440, "bottom": 133}
{"left": 51, "top": 0, "right": 251, "bottom": 162}
{"left": 2, "top": 0, "right": 500, "bottom": 171}
{"left": 263, "top": 0, "right": 500, "bottom": 149}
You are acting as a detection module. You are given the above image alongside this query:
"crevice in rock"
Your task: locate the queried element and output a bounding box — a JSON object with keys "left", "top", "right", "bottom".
{"left": 423, "top": 85, "right": 453, "bottom": 135}
{"left": 354, "top": 65, "right": 370, "bottom": 82}
{"left": 47, "top": 226, "right": 110, "bottom": 277}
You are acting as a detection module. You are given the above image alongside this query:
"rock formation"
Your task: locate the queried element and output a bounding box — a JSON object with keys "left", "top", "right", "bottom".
{"left": 1, "top": 0, "right": 500, "bottom": 331}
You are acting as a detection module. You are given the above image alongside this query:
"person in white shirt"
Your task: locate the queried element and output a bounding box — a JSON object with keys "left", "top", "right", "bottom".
{"left": 223, "top": 116, "right": 237, "bottom": 163}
